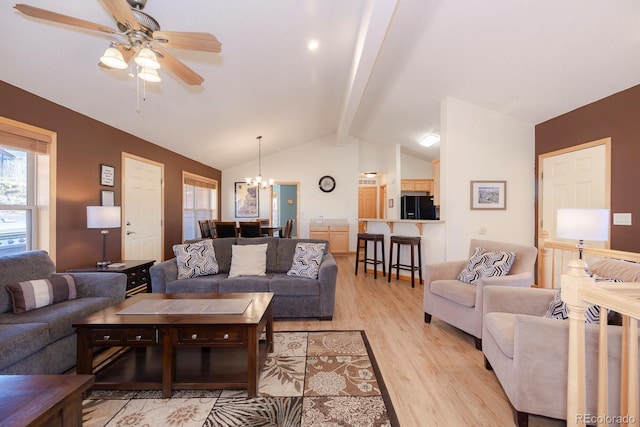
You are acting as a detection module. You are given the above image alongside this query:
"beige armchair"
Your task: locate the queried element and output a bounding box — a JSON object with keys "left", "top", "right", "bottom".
{"left": 423, "top": 239, "right": 537, "bottom": 349}
{"left": 482, "top": 286, "right": 630, "bottom": 426}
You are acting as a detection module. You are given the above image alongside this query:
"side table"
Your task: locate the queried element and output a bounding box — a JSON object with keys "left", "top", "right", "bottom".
{"left": 67, "top": 260, "right": 155, "bottom": 297}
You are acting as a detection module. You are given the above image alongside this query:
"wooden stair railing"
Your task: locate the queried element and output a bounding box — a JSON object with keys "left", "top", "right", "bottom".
{"left": 563, "top": 259, "right": 640, "bottom": 427}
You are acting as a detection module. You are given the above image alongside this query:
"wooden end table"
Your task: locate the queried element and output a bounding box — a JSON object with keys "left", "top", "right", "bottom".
{"left": 73, "top": 292, "right": 274, "bottom": 398}
{"left": 67, "top": 260, "right": 155, "bottom": 297}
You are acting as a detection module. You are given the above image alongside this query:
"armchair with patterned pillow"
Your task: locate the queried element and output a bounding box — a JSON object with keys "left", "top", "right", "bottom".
{"left": 423, "top": 239, "right": 538, "bottom": 349}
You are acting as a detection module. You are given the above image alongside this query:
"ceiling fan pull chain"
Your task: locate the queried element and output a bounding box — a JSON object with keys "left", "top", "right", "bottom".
{"left": 136, "top": 69, "right": 141, "bottom": 113}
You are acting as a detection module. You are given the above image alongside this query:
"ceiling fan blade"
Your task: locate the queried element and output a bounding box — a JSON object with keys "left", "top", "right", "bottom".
{"left": 153, "top": 31, "right": 222, "bottom": 53}
{"left": 155, "top": 46, "right": 204, "bottom": 86}
{"left": 13, "top": 4, "right": 116, "bottom": 34}
{"left": 101, "top": 0, "right": 140, "bottom": 31}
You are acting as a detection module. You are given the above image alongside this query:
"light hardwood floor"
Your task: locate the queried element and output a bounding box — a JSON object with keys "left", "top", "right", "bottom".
{"left": 276, "top": 254, "right": 564, "bottom": 427}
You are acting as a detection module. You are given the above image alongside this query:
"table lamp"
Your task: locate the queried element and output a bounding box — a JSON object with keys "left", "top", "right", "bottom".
{"left": 87, "top": 206, "right": 121, "bottom": 267}
{"left": 556, "top": 208, "right": 610, "bottom": 260}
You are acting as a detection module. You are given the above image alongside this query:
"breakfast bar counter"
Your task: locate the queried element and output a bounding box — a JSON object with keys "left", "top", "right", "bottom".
{"left": 357, "top": 218, "right": 446, "bottom": 270}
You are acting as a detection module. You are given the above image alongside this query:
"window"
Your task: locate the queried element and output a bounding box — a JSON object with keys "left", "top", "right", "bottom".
{"left": 0, "top": 117, "right": 55, "bottom": 259}
{"left": 182, "top": 172, "right": 218, "bottom": 241}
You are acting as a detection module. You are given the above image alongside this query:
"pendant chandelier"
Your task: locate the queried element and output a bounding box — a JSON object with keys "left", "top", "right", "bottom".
{"left": 245, "top": 136, "right": 275, "bottom": 189}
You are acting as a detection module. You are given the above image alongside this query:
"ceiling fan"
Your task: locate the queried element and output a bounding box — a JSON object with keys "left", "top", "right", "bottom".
{"left": 13, "top": 0, "right": 221, "bottom": 86}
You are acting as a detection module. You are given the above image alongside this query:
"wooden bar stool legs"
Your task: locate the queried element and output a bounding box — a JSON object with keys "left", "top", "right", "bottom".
{"left": 388, "top": 235, "right": 422, "bottom": 287}
{"left": 355, "top": 233, "right": 386, "bottom": 279}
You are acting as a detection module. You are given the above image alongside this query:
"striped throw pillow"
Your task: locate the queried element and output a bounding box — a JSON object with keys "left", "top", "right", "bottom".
{"left": 6, "top": 274, "right": 77, "bottom": 313}
{"left": 457, "top": 247, "right": 516, "bottom": 285}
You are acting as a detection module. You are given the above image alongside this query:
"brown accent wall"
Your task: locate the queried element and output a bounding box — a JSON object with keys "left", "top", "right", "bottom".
{"left": 0, "top": 81, "right": 222, "bottom": 270}
{"left": 535, "top": 84, "right": 640, "bottom": 252}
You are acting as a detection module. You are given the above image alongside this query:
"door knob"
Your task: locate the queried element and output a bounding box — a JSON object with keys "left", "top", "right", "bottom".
{"left": 126, "top": 231, "right": 136, "bottom": 235}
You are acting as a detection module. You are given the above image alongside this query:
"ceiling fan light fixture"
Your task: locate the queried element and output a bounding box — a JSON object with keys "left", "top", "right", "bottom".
{"left": 138, "top": 67, "right": 161, "bottom": 82}
{"left": 100, "top": 47, "right": 128, "bottom": 69}
{"left": 134, "top": 47, "right": 161, "bottom": 70}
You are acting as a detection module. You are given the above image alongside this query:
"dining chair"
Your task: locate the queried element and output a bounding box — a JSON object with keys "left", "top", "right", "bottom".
{"left": 282, "top": 219, "right": 294, "bottom": 238}
{"left": 207, "top": 219, "right": 217, "bottom": 238}
{"left": 214, "top": 221, "right": 238, "bottom": 238}
{"left": 198, "top": 220, "right": 212, "bottom": 238}
{"left": 239, "top": 221, "right": 262, "bottom": 238}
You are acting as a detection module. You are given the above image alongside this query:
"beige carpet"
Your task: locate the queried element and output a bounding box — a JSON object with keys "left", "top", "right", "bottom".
{"left": 82, "top": 330, "right": 398, "bottom": 426}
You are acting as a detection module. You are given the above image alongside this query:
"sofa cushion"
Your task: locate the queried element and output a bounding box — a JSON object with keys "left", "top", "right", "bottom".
{"left": 484, "top": 312, "right": 516, "bottom": 359}
{"left": 544, "top": 276, "right": 622, "bottom": 324}
{"left": 430, "top": 279, "right": 476, "bottom": 307}
{"left": 0, "top": 296, "right": 112, "bottom": 342}
{"left": 173, "top": 239, "right": 219, "bottom": 279}
{"left": 287, "top": 242, "right": 326, "bottom": 279}
{"left": 458, "top": 247, "right": 515, "bottom": 285}
{"left": 218, "top": 275, "right": 272, "bottom": 293}
{"left": 0, "top": 250, "right": 56, "bottom": 314}
{"left": 0, "top": 323, "right": 49, "bottom": 371}
{"left": 229, "top": 243, "right": 268, "bottom": 277}
{"left": 166, "top": 274, "right": 227, "bottom": 293}
{"left": 588, "top": 258, "right": 640, "bottom": 282}
{"left": 6, "top": 274, "right": 77, "bottom": 314}
{"left": 270, "top": 273, "right": 321, "bottom": 296}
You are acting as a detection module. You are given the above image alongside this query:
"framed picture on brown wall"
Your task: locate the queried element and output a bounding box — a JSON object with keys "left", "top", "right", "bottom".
{"left": 100, "top": 164, "right": 115, "bottom": 186}
{"left": 101, "top": 190, "right": 114, "bottom": 206}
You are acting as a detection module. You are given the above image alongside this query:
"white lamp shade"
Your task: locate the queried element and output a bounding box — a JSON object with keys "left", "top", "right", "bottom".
{"left": 87, "top": 206, "right": 121, "bottom": 229}
{"left": 99, "top": 47, "right": 128, "bottom": 69}
{"left": 556, "top": 208, "right": 609, "bottom": 241}
{"left": 138, "top": 67, "right": 162, "bottom": 83}
{"left": 134, "top": 48, "right": 161, "bottom": 70}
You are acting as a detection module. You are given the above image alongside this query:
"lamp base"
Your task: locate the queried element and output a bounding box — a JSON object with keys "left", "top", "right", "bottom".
{"left": 96, "top": 261, "right": 110, "bottom": 268}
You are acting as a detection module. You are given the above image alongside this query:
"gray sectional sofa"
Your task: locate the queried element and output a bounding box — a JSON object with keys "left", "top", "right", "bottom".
{"left": 150, "top": 237, "right": 338, "bottom": 319}
{"left": 0, "top": 250, "right": 126, "bottom": 374}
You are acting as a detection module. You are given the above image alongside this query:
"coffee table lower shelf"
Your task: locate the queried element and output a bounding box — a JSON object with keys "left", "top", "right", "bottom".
{"left": 91, "top": 341, "right": 271, "bottom": 394}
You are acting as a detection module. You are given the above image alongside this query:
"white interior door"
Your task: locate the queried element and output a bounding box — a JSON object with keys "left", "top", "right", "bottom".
{"left": 123, "top": 154, "right": 163, "bottom": 263}
{"left": 541, "top": 143, "right": 608, "bottom": 240}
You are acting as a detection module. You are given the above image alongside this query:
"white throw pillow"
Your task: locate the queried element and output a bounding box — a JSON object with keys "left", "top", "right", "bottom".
{"left": 287, "top": 242, "right": 326, "bottom": 279}
{"left": 173, "top": 239, "right": 219, "bottom": 279}
{"left": 228, "top": 243, "right": 268, "bottom": 277}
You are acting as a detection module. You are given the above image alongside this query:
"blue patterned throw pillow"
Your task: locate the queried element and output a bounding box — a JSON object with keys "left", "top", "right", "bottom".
{"left": 173, "top": 239, "right": 219, "bottom": 279}
{"left": 457, "top": 247, "right": 516, "bottom": 285}
{"left": 287, "top": 242, "right": 327, "bottom": 279}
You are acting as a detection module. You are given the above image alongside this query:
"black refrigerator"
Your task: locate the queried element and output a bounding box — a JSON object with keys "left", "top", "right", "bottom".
{"left": 401, "top": 195, "right": 436, "bottom": 220}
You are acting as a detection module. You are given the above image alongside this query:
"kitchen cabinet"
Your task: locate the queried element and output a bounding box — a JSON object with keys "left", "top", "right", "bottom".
{"left": 309, "top": 223, "right": 350, "bottom": 254}
{"left": 432, "top": 158, "right": 440, "bottom": 205}
{"left": 401, "top": 179, "right": 433, "bottom": 194}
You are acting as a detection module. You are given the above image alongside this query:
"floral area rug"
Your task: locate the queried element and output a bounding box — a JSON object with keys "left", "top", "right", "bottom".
{"left": 82, "top": 330, "right": 399, "bottom": 426}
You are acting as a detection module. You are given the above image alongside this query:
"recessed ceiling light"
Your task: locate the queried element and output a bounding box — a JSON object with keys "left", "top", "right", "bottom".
{"left": 418, "top": 133, "right": 440, "bottom": 147}
{"left": 307, "top": 40, "right": 319, "bottom": 51}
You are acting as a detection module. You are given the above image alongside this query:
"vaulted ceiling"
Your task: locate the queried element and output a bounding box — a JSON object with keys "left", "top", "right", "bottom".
{"left": 2, "top": 0, "right": 639, "bottom": 170}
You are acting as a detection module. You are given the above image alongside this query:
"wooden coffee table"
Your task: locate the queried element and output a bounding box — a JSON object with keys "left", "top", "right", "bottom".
{"left": 73, "top": 292, "right": 274, "bottom": 398}
{"left": 0, "top": 375, "right": 94, "bottom": 427}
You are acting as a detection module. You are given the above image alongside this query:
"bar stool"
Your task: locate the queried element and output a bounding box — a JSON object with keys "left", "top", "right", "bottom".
{"left": 388, "top": 235, "right": 422, "bottom": 287}
{"left": 355, "top": 233, "right": 386, "bottom": 279}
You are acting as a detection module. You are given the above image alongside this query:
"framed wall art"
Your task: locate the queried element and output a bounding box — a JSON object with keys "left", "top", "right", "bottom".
{"left": 470, "top": 180, "right": 506, "bottom": 210}
{"left": 234, "top": 182, "right": 259, "bottom": 218}
{"left": 101, "top": 190, "right": 115, "bottom": 207}
{"left": 100, "top": 164, "right": 115, "bottom": 187}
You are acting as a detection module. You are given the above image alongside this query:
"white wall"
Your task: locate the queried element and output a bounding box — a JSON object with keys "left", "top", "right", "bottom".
{"left": 441, "top": 96, "right": 535, "bottom": 260}
{"left": 222, "top": 134, "right": 360, "bottom": 249}
{"left": 401, "top": 153, "right": 433, "bottom": 179}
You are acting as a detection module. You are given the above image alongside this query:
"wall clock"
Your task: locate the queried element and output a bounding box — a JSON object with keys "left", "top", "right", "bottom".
{"left": 318, "top": 175, "right": 336, "bottom": 193}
